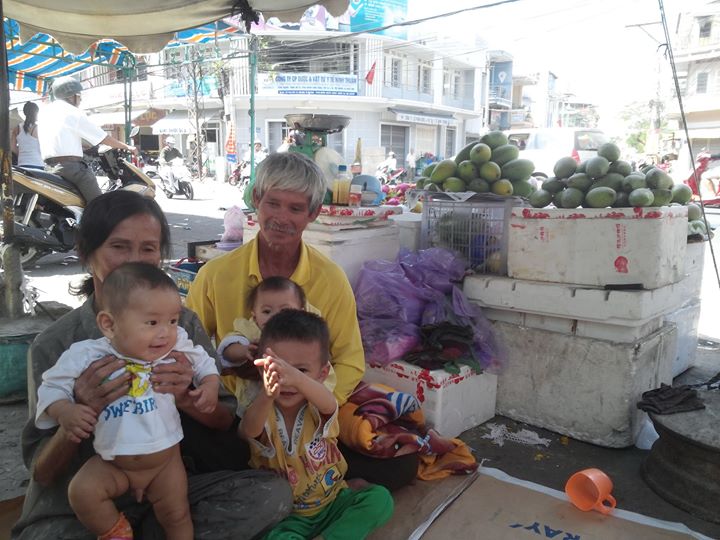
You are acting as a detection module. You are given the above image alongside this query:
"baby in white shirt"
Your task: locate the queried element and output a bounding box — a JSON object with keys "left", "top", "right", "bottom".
{"left": 36, "top": 262, "right": 220, "bottom": 540}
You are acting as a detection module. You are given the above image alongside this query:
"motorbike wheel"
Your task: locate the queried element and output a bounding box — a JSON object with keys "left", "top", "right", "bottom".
{"left": 0, "top": 243, "right": 49, "bottom": 269}
{"left": 164, "top": 190, "right": 174, "bottom": 199}
{"left": 181, "top": 182, "right": 194, "bottom": 200}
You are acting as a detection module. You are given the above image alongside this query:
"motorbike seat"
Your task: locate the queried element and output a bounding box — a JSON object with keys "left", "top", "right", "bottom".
{"left": 15, "top": 166, "right": 84, "bottom": 198}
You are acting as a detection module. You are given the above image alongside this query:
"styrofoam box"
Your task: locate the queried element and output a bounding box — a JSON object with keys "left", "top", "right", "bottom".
{"left": 664, "top": 299, "right": 701, "bottom": 377}
{"left": 389, "top": 212, "right": 422, "bottom": 252}
{"left": 682, "top": 241, "right": 706, "bottom": 300}
{"left": 492, "top": 321, "right": 676, "bottom": 448}
{"left": 363, "top": 360, "right": 497, "bottom": 439}
{"left": 464, "top": 274, "right": 697, "bottom": 343}
{"left": 507, "top": 206, "right": 688, "bottom": 289}
{"left": 243, "top": 222, "right": 400, "bottom": 287}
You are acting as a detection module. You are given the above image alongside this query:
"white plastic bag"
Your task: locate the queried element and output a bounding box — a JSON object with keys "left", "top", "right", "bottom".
{"left": 635, "top": 413, "right": 659, "bottom": 450}
{"left": 221, "top": 206, "right": 245, "bottom": 243}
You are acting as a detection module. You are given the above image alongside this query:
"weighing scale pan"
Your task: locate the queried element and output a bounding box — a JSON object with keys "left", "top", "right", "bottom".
{"left": 285, "top": 114, "right": 351, "bottom": 134}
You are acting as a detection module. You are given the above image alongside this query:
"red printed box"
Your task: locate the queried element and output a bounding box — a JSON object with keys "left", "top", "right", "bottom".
{"left": 507, "top": 206, "right": 688, "bottom": 289}
{"left": 363, "top": 360, "right": 497, "bottom": 439}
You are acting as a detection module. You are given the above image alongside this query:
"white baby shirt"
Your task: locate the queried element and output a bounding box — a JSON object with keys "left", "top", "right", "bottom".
{"left": 36, "top": 327, "right": 219, "bottom": 460}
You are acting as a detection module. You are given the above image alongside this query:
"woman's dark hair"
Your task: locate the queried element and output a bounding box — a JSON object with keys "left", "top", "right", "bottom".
{"left": 72, "top": 191, "right": 171, "bottom": 298}
{"left": 258, "top": 310, "right": 330, "bottom": 365}
{"left": 22, "top": 101, "right": 38, "bottom": 134}
{"left": 247, "top": 276, "right": 306, "bottom": 311}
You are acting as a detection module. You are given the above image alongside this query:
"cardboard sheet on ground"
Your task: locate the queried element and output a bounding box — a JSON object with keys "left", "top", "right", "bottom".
{"left": 420, "top": 468, "right": 711, "bottom": 540}
{"left": 367, "top": 474, "right": 478, "bottom": 540}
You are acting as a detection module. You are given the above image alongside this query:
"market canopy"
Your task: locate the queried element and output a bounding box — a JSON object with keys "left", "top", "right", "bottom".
{"left": 4, "top": 0, "right": 349, "bottom": 54}
{"left": 4, "top": 18, "right": 245, "bottom": 94}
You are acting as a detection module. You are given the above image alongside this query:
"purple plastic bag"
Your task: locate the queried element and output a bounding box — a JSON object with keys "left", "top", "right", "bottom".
{"left": 354, "top": 259, "right": 433, "bottom": 325}
{"left": 359, "top": 319, "right": 421, "bottom": 367}
{"left": 354, "top": 248, "right": 506, "bottom": 372}
{"left": 399, "top": 248, "right": 466, "bottom": 294}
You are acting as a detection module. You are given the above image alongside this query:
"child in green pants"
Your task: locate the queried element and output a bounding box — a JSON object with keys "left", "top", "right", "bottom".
{"left": 239, "top": 310, "right": 393, "bottom": 539}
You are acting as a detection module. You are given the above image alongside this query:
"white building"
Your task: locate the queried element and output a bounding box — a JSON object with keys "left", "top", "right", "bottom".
{"left": 667, "top": 2, "right": 720, "bottom": 156}
{"left": 82, "top": 7, "right": 493, "bottom": 176}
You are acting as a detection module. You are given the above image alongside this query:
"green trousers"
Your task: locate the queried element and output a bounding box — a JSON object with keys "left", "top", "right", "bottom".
{"left": 264, "top": 485, "right": 394, "bottom": 540}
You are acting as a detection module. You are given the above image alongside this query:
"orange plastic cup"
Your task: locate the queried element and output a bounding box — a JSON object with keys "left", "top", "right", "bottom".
{"left": 565, "top": 468, "right": 617, "bottom": 514}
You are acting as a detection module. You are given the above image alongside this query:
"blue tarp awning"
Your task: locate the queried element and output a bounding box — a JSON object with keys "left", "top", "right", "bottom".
{"left": 4, "top": 18, "right": 245, "bottom": 94}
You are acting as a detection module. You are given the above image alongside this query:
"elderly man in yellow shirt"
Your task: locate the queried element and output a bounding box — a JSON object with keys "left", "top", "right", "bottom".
{"left": 186, "top": 152, "right": 418, "bottom": 490}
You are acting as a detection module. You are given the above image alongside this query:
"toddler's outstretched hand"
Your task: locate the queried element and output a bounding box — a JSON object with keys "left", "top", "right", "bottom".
{"left": 254, "top": 353, "right": 285, "bottom": 399}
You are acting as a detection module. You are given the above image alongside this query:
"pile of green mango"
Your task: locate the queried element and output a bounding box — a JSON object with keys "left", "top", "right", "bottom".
{"left": 414, "top": 131, "right": 535, "bottom": 197}
{"left": 528, "top": 141, "right": 708, "bottom": 236}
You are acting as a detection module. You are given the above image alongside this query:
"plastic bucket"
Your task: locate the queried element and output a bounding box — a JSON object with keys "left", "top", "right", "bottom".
{"left": 0, "top": 333, "right": 36, "bottom": 400}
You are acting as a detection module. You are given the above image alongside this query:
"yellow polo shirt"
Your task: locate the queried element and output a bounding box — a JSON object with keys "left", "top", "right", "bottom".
{"left": 185, "top": 237, "right": 364, "bottom": 404}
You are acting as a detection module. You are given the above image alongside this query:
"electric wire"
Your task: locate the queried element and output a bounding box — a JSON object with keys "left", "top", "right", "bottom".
{"left": 658, "top": 0, "right": 720, "bottom": 289}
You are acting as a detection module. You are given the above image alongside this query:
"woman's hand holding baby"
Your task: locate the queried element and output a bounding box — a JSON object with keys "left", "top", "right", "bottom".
{"left": 151, "top": 351, "right": 194, "bottom": 398}
{"left": 74, "top": 355, "right": 130, "bottom": 415}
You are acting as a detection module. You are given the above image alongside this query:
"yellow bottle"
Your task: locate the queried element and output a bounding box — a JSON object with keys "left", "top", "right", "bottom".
{"left": 334, "top": 165, "right": 352, "bottom": 205}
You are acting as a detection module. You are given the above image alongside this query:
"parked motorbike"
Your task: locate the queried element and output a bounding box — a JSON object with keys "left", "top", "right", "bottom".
{"left": 684, "top": 151, "right": 720, "bottom": 206}
{"left": 147, "top": 157, "right": 194, "bottom": 199}
{"left": 228, "top": 159, "right": 250, "bottom": 188}
{"left": 376, "top": 164, "right": 407, "bottom": 185}
{"left": 5, "top": 147, "right": 156, "bottom": 268}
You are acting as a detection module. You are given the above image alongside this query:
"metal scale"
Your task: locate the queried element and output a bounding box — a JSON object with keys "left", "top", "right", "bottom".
{"left": 284, "top": 113, "right": 350, "bottom": 160}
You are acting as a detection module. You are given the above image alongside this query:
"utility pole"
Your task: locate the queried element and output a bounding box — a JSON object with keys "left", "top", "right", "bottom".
{"left": 121, "top": 55, "right": 136, "bottom": 144}
{"left": 0, "top": 0, "right": 24, "bottom": 318}
{"left": 243, "top": 35, "right": 258, "bottom": 210}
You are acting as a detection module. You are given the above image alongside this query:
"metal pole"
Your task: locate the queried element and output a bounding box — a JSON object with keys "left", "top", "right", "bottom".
{"left": 0, "top": 7, "right": 14, "bottom": 242}
{"left": 194, "top": 49, "right": 203, "bottom": 178}
{"left": 123, "top": 67, "right": 133, "bottom": 144}
{"left": 123, "top": 68, "right": 131, "bottom": 144}
{"left": 243, "top": 35, "right": 258, "bottom": 210}
{"left": 0, "top": 1, "right": 24, "bottom": 318}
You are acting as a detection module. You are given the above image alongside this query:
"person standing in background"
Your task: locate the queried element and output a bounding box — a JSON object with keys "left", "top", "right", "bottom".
{"left": 11, "top": 101, "right": 43, "bottom": 168}
{"left": 38, "top": 75, "right": 137, "bottom": 203}
{"left": 405, "top": 148, "right": 417, "bottom": 180}
{"left": 244, "top": 142, "right": 268, "bottom": 164}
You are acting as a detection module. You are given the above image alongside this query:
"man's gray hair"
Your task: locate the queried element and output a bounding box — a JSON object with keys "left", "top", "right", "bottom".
{"left": 254, "top": 152, "right": 327, "bottom": 213}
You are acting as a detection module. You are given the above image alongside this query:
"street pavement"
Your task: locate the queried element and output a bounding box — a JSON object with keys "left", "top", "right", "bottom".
{"left": 23, "top": 178, "right": 241, "bottom": 310}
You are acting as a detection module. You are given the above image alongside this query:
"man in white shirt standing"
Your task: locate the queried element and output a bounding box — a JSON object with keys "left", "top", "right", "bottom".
{"left": 38, "top": 76, "right": 137, "bottom": 203}
{"left": 405, "top": 148, "right": 417, "bottom": 179}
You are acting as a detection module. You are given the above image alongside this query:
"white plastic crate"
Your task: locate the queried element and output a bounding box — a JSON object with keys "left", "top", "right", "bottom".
{"left": 389, "top": 212, "right": 422, "bottom": 251}
{"left": 507, "top": 206, "right": 688, "bottom": 289}
{"left": 363, "top": 360, "right": 497, "bottom": 439}
{"left": 420, "top": 193, "right": 524, "bottom": 274}
{"left": 664, "top": 299, "right": 701, "bottom": 377}
{"left": 464, "top": 274, "right": 695, "bottom": 343}
{"left": 492, "top": 321, "right": 676, "bottom": 448}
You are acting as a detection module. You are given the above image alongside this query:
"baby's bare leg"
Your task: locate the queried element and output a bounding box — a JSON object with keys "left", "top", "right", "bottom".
{"left": 145, "top": 447, "right": 193, "bottom": 539}
{"left": 68, "top": 455, "right": 130, "bottom": 535}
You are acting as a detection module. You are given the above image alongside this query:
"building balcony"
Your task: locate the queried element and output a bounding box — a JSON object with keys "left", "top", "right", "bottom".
{"left": 666, "top": 92, "right": 720, "bottom": 115}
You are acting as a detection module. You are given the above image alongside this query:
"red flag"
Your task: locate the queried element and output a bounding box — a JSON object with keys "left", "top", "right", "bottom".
{"left": 365, "top": 61, "right": 377, "bottom": 85}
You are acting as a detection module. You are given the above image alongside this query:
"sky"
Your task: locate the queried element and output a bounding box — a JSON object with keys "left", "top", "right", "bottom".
{"left": 412, "top": 0, "right": 694, "bottom": 129}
